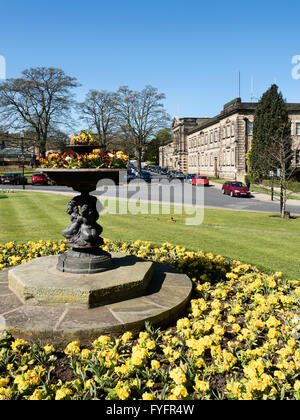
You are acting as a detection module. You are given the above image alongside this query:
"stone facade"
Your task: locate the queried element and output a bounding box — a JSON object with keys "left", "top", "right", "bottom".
{"left": 159, "top": 98, "right": 300, "bottom": 181}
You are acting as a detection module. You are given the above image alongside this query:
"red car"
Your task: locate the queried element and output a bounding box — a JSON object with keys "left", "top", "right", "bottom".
{"left": 222, "top": 181, "right": 250, "bottom": 197}
{"left": 31, "top": 172, "right": 49, "bottom": 186}
{"left": 192, "top": 175, "right": 210, "bottom": 186}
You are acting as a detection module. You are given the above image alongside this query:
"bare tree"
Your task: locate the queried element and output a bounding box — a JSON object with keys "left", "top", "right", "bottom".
{"left": 266, "top": 121, "right": 294, "bottom": 218}
{"left": 0, "top": 67, "right": 79, "bottom": 157}
{"left": 114, "top": 85, "right": 170, "bottom": 175}
{"left": 79, "top": 90, "right": 118, "bottom": 150}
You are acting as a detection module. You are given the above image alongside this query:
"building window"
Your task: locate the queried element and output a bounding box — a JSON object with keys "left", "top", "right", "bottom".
{"left": 296, "top": 150, "right": 300, "bottom": 165}
{"left": 296, "top": 123, "right": 300, "bottom": 136}
{"left": 227, "top": 125, "right": 231, "bottom": 138}
{"left": 231, "top": 123, "right": 235, "bottom": 136}
{"left": 226, "top": 150, "right": 230, "bottom": 166}
{"left": 247, "top": 121, "right": 253, "bottom": 135}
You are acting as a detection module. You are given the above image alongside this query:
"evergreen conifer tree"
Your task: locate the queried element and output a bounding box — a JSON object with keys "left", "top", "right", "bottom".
{"left": 249, "top": 84, "right": 293, "bottom": 217}
{"left": 250, "top": 84, "right": 291, "bottom": 176}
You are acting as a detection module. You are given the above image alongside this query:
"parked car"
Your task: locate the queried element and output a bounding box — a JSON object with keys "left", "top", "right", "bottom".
{"left": 173, "top": 171, "right": 185, "bottom": 181}
{"left": 140, "top": 170, "right": 152, "bottom": 182}
{"left": 125, "top": 170, "right": 137, "bottom": 183}
{"left": 31, "top": 172, "right": 49, "bottom": 186}
{"left": 185, "top": 173, "right": 197, "bottom": 183}
{"left": 167, "top": 170, "right": 176, "bottom": 179}
{"left": 1, "top": 173, "right": 28, "bottom": 185}
{"left": 222, "top": 181, "right": 250, "bottom": 197}
{"left": 192, "top": 175, "right": 210, "bottom": 186}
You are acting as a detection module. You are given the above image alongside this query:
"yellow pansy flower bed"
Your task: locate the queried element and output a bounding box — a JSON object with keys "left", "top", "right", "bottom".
{"left": 0, "top": 239, "right": 299, "bottom": 400}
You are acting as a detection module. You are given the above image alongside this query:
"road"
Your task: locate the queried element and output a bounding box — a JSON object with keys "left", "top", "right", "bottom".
{"left": 2, "top": 175, "right": 300, "bottom": 215}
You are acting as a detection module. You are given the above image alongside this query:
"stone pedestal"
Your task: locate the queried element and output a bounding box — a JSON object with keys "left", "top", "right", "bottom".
{"left": 0, "top": 254, "right": 192, "bottom": 347}
{"left": 8, "top": 254, "right": 154, "bottom": 306}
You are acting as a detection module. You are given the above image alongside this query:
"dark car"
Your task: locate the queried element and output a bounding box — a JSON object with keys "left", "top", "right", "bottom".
{"left": 222, "top": 181, "right": 250, "bottom": 197}
{"left": 31, "top": 172, "right": 49, "bottom": 186}
{"left": 185, "top": 173, "right": 197, "bottom": 182}
{"left": 1, "top": 173, "right": 28, "bottom": 185}
{"left": 173, "top": 171, "right": 185, "bottom": 181}
{"left": 168, "top": 170, "right": 176, "bottom": 179}
{"left": 140, "top": 170, "right": 152, "bottom": 182}
{"left": 125, "top": 170, "right": 137, "bottom": 183}
{"left": 160, "top": 168, "right": 168, "bottom": 175}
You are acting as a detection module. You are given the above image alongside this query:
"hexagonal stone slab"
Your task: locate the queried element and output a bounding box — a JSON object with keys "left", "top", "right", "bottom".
{"left": 8, "top": 253, "right": 154, "bottom": 306}
{"left": 0, "top": 260, "right": 192, "bottom": 348}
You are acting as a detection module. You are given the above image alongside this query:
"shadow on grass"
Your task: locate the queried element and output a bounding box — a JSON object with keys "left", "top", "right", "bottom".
{"left": 269, "top": 214, "right": 299, "bottom": 220}
{"left": 0, "top": 195, "right": 8, "bottom": 199}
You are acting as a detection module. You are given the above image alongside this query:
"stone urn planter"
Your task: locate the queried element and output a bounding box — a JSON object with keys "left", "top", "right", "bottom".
{"left": 42, "top": 166, "right": 120, "bottom": 274}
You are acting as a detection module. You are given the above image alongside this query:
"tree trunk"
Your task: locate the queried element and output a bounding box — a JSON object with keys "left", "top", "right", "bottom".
{"left": 40, "top": 138, "right": 47, "bottom": 158}
{"left": 137, "top": 147, "right": 142, "bottom": 178}
{"left": 280, "top": 182, "right": 287, "bottom": 218}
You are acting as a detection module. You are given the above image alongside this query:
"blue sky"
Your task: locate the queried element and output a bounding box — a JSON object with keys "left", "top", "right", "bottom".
{"left": 1, "top": 0, "right": 300, "bottom": 125}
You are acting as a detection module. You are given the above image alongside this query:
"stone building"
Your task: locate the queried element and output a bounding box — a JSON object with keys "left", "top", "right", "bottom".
{"left": 159, "top": 98, "right": 300, "bottom": 181}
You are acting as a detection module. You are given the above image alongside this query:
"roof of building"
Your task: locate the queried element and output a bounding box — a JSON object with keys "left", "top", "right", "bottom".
{"left": 186, "top": 98, "right": 300, "bottom": 135}
{"left": 0, "top": 148, "right": 33, "bottom": 156}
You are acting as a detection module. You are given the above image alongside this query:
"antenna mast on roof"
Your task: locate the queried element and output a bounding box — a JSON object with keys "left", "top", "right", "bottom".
{"left": 250, "top": 76, "right": 259, "bottom": 102}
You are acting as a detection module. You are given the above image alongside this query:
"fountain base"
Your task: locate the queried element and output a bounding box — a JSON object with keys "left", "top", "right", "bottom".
{"left": 57, "top": 248, "right": 112, "bottom": 274}
{"left": 1, "top": 255, "right": 192, "bottom": 347}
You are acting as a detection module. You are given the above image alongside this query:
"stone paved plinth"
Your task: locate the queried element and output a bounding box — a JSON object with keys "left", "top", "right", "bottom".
{"left": 0, "top": 258, "right": 192, "bottom": 348}
{"left": 8, "top": 254, "right": 154, "bottom": 306}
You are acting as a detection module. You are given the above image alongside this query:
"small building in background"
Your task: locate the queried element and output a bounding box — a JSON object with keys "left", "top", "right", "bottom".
{"left": 0, "top": 148, "right": 34, "bottom": 167}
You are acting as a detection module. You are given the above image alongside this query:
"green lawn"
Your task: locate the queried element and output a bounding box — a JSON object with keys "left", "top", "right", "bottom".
{"left": 0, "top": 191, "right": 300, "bottom": 279}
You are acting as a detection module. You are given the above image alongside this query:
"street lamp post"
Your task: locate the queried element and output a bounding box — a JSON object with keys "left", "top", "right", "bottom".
{"left": 20, "top": 132, "right": 25, "bottom": 190}
{"left": 269, "top": 171, "right": 274, "bottom": 201}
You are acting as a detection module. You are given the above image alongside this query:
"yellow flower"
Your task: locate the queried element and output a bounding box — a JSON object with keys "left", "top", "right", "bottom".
{"left": 0, "top": 377, "right": 9, "bottom": 387}
{"left": 169, "top": 367, "right": 187, "bottom": 385}
{"left": 114, "top": 365, "right": 130, "bottom": 377}
{"left": 14, "top": 375, "right": 29, "bottom": 392}
{"left": 151, "top": 360, "right": 161, "bottom": 370}
{"left": 195, "top": 378, "right": 210, "bottom": 393}
{"left": 294, "top": 380, "right": 300, "bottom": 391}
{"left": 121, "top": 331, "right": 133, "bottom": 344}
{"left": 171, "top": 385, "right": 188, "bottom": 398}
{"left": 81, "top": 349, "right": 91, "bottom": 359}
{"left": 274, "top": 371, "right": 286, "bottom": 381}
{"left": 176, "top": 317, "right": 191, "bottom": 329}
{"left": 142, "top": 392, "right": 154, "bottom": 400}
{"left": 11, "top": 339, "right": 26, "bottom": 352}
{"left": 43, "top": 344, "right": 54, "bottom": 354}
{"left": 131, "top": 345, "right": 148, "bottom": 367}
{"left": 64, "top": 341, "right": 80, "bottom": 356}
{"left": 115, "top": 382, "right": 131, "bottom": 400}
{"left": 146, "top": 380, "right": 154, "bottom": 388}
{"left": 55, "top": 388, "right": 73, "bottom": 400}
{"left": 29, "top": 389, "right": 44, "bottom": 400}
